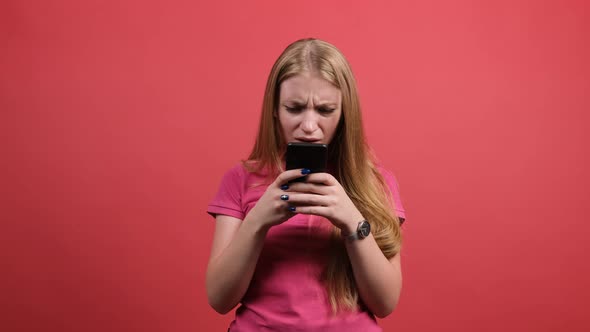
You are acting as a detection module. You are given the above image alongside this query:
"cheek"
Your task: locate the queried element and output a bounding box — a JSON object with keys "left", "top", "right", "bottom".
{"left": 277, "top": 113, "right": 296, "bottom": 138}
{"left": 328, "top": 116, "right": 342, "bottom": 133}
{"left": 279, "top": 113, "right": 298, "bottom": 130}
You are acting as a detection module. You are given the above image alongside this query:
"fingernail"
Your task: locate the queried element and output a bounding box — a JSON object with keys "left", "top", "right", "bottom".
{"left": 280, "top": 184, "right": 289, "bottom": 190}
{"left": 280, "top": 194, "right": 289, "bottom": 201}
{"left": 301, "top": 168, "right": 311, "bottom": 175}
{"left": 288, "top": 206, "right": 296, "bottom": 212}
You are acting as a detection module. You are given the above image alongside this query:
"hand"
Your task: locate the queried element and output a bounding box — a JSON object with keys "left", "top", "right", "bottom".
{"left": 246, "top": 168, "right": 313, "bottom": 230}
{"left": 283, "top": 172, "right": 363, "bottom": 235}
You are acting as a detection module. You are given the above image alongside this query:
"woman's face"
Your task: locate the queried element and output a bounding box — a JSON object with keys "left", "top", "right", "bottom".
{"left": 277, "top": 72, "right": 342, "bottom": 145}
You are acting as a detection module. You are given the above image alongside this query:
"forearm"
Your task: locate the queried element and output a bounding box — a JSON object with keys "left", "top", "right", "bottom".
{"left": 345, "top": 234, "right": 402, "bottom": 318}
{"left": 206, "top": 218, "right": 269, "bottom": 314}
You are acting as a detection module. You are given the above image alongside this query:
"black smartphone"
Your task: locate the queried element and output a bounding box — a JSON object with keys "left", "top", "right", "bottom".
{"left": 286, "top": 142, "right": 328, "bottom": 182}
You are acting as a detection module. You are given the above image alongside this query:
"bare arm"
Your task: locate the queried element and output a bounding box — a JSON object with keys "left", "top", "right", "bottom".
{"left": 285, "top": 172, "right": 403, "bottom": 318}
{"left": 205, "top": 169, "right": 309, "bottom": 314}
{"left": 344, "top": 232, "right": 402, "bottom": 318}
{"left": 205, "top": 214, "right": 269, "bottom": 314}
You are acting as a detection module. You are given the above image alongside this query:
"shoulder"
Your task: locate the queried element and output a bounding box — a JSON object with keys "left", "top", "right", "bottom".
{"left": 223, "top": 162, "right": 249, "bottom": 180}
{"left": 214, "top": 163, "right": 247, "bottom": 191}
{"left": 219, "top": 161, "right": 271, "bottom": 188}
{"left": 208, "top": 163, "right": 254, "bottom": 219}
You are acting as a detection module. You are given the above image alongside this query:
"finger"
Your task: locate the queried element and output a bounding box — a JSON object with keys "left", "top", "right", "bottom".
{"left": 290, "top": 205, "right": 330, "bottom": 217}
{"left": 303, "top": 173, "right": 335, "bottom": 185}
{"left": 275, "top": 200, "right": 297, "bottom": 216}
{"left": 276, "top": 168, "right": 313, "bottom": 185}
{"left": 274, "top": 193, "right": 301, "bottom": 216}
{"left": 286, "top": 193, "right": 331, "bottom": 207}
{"left": 285, "top": 181, "right": 331, "bottom": 195}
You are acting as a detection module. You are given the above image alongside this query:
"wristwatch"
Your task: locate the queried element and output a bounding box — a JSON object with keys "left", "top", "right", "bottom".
{"left": 344, "top": 220, "right": 371, "bottom": 242}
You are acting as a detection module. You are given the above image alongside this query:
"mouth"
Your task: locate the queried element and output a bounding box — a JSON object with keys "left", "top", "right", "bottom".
{"left": 294, "top": 137, "right": 321, "bottom": 143}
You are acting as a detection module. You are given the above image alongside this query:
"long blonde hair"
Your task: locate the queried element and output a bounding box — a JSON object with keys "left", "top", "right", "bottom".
{"left": 247, "top": 38, "right": 402, "bottom": 313}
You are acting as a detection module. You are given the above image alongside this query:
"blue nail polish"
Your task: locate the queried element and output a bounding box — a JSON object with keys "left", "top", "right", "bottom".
{"left": 288, "top": 206, "right": 296, "bottom": 212}
{"left": 280, "top": 184, "right": 289, "bottom": 190}
{"left": 301, "top": 168, "right": 311, "bottom": 175}
{"left": 280, "top": 194, "right": 289, "bottom": 201}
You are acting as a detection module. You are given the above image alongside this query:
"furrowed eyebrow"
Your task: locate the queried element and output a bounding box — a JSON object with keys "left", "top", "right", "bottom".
{"left": 283, "top": 100, "right": 338, "bottom": 108}
{"left": 284, "top": 101, "right": 306, "bottom": 106}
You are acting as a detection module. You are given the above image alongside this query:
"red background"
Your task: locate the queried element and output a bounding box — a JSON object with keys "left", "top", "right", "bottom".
{"left": 2, "top": 0, "right": 589, "bottom": 331}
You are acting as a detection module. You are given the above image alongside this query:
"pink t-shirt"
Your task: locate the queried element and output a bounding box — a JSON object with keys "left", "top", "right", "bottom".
{"left": 207, "top": 163, "right": 406, "bottom": 332}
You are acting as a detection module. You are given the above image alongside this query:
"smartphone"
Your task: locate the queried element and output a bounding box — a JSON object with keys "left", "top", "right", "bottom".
{"left": 286, "top": 142, "right": 328, "bottom": 182}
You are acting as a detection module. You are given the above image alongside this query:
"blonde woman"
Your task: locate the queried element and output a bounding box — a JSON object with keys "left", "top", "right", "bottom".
{"left": 206, "top": 38, "right": 406, "bottom": 331}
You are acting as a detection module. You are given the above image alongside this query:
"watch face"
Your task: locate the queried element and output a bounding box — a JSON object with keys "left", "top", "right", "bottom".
{"left": 358, "top": 221, "right": 371, "bottom": 238}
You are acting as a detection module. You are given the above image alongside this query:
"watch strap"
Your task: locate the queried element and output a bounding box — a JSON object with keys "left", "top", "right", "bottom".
{"left": 343, "top": 220, "right": 370, "bottom": 242}
{"left": 345, "top": 231, "right": 361, "bottom": 242}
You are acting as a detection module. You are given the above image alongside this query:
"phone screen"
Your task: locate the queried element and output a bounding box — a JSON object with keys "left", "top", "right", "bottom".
{"left": 285, "top": 142, "right": 328, "bottom": 175}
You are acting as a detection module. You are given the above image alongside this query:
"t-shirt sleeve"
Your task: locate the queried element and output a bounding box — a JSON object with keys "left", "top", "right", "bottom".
{"left": 207, "top": 164, "right": 246, "bottom": 220}
{"left": 378, "top": 167, "right": 407, "bottom": 223}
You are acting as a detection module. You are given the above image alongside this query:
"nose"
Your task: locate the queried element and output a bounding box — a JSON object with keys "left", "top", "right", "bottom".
{"left": 300, "top": 110, "right": 319, "bottom": 134}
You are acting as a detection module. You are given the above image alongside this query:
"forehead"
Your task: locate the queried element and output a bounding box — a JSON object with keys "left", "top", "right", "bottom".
{"left": 279, "top": 73, "right": 341, "bottom": 103}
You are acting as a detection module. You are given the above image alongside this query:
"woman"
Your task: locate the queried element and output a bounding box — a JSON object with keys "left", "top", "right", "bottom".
{"left": 206, "top": 38, "right": 406, "bottom": 331}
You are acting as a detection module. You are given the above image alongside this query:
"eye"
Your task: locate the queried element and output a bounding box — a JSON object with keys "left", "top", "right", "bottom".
{"left": 285, "top": 106, "right": 303, "bottom": 113}
{"left": 318, "top": 108, "right": 336, "bottom": 115}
